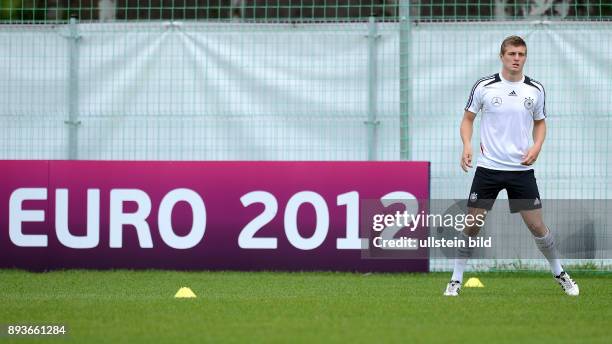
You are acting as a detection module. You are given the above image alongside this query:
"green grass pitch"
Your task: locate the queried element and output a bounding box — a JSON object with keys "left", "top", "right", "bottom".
{"left": 1, "top": 270, "right": 611, "bottom": 343}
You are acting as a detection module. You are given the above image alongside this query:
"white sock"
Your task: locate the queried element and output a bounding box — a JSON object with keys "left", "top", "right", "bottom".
{"left": 534, "top": 229, "right": 564, "bottom": 276}
{"left": 451, "top": 232, "right": 474, "bottom": 282}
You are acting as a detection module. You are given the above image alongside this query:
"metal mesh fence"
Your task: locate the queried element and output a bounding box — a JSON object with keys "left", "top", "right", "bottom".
{"left": 0, "top": 21, "right": 401, "bottom": 160}
{"left": 1, "top": 1, "right": 612, "bottom": 23}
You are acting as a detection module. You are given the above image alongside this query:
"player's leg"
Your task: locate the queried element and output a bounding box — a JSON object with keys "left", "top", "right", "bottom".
{"left": 444, "top": 206, "right": 488, "bottom": 296}
{"left": 520, "top": 208, "right": 561, "bottom": 274}
{"left": 507, "top": 170, "right": 579, "bottom": 296}
{"left": 445, "top": 167, "right": 500, "bottom": 296}
{"left": 520, "top": 208, "right": 579, "bottom": 296}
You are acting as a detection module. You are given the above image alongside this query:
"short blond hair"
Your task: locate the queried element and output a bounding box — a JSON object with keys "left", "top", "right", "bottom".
{"left": 500, "top": 36, "right": 527, "bottom": 56}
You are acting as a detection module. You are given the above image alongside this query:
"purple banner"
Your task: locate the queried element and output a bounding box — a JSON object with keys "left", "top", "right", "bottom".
{"left": 0, "top": 161, "right": 429, "bottom": 272}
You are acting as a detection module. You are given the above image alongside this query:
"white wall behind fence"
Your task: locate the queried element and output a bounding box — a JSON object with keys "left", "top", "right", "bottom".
{"left": 1, "top": 22, "right": 400, "bottom": 161}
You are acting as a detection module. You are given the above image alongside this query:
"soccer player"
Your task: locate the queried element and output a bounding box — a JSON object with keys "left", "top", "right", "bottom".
{"left": 443, "top": 36, "right": 579, "bottom": 296}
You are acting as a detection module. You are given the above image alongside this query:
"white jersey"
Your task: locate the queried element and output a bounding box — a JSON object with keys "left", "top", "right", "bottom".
{"left": 465, "top": 72, "right": 546, "bottom": 171}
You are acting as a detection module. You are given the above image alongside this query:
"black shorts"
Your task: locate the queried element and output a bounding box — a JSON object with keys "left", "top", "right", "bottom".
{"left": 468, "top": 167, "right": 542, "bottom": 213}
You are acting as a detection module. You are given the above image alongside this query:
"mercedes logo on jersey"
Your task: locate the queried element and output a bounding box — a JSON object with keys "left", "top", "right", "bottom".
{"left": 524, "top": 97, "right": 534, "bottom": 110}
{"left": 491, "top": 97, "right": 502, "bottom": 107}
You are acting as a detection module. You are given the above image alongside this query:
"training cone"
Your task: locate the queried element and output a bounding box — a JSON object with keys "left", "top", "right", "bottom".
{"left": 174, "top": 287, "right": 197, "bottom": 298}
{"left": 464, "top": 277, "right": 484, "bottom": 288}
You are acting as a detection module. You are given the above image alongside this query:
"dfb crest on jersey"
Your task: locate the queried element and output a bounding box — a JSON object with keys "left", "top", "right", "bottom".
{"left": 491, "top": 97, "right": 502, "bottom": 107}
{"left": 524, "top": 97, "right": 534, "bottom": 110}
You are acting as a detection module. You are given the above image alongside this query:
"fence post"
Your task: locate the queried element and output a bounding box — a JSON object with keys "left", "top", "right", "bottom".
{"left": 66, "top": 15, "right": 81, "bottom": 160}
{"left": 399, "top": 1, "right": 411, "bottom": 160}
{"left": 365, "top": 16, "right": 380, "bottom": 161}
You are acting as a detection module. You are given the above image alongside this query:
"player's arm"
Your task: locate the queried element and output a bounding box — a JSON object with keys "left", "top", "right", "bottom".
{"left": 460, "top": 110, "right": 477, "bottom": 172}
{"left": 522, "top": 119, "right": 546, "bottom": 166}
